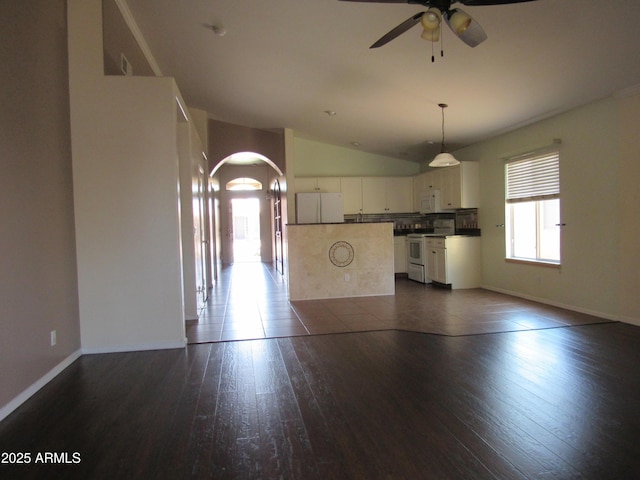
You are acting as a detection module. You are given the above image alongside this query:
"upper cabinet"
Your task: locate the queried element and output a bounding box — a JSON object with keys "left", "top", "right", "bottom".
{"left": 340, "top": 177, "right": 363, "bottom": 214}
{"left": 361, "top": 177, "right": 414, "bottom": 214}
{"left": 295, "top": 177, "right": 341, "bottom": 193}
{"left": 414, "top": 161, "right": 479, "bottom": 210}
{"left": 384, "top": 177, "right": 414, "bottom": 213}
{"left": 336, "top": 176, "right": 414, "bottom": 214}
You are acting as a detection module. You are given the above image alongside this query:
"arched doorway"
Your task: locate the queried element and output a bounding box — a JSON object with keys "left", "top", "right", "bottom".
{"left": 210, "top": 151, "right": 285, "bottom": 268}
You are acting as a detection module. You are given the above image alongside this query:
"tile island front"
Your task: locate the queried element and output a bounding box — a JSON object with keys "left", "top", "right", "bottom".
{"left": 287, "top": 222, "right": 395, "bottom": 301}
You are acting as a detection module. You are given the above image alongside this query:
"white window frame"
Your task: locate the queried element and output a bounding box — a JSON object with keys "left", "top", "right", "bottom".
{"left": 505, "top": 149, "right": 561, "bottom": 266}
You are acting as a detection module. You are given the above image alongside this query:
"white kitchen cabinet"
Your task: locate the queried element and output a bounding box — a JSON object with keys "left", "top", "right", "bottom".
{"left": 385, "top": 177, "right": 414, "bottom": 213}
{"left": 394, "top": 236, "right": 407, "bottom": 273}
{"left": 439, "top": 162, "right": 479, "bottom": 209}
{"left": 340, "top": 177, "right": 363, "bottom": 214}
{"left": 413, "top": 173, "right": 428, "bottom": 211}
{"left": 295, "top": 177, "right": 341, "bottom": 193}
{"left": 362, "top": 177, "right": 387, "bottom": 213}
{"left": 426, "top": 238, "right": 447, "bottom": 284}
{"left": 426, "top": 236, "right": 481, "bottom": 288}
{"left": 413, "top": 161, "right": 479, "bottom": 210}
{"left": 361, "top": 177, "right": 414, "bottom": 214}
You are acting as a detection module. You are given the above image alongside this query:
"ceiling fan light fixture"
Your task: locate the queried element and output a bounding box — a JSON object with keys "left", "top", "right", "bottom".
{"left": 420, "top": 8, "right": 441, "bottom": 31}
{"left": 447, "top": 9, "right": 472, "bottom": 35}
{"left": 420, "top": 26, "right": 440, "bottom": 42}
{"left": 444, "top": 8, "right": 487, "bottom": 48}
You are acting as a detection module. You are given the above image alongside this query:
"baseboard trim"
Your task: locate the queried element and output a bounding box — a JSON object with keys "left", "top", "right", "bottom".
{"left": 481, "top": 285, "right": 620, "bottom": 322}
{"left": 81, "top": 338, "right": 187, "bottom": 355}
{"left": 0, "top": 349, "right": 82, "bottom": 423}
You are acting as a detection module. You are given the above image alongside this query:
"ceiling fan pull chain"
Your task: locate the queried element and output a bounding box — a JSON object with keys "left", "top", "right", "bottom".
{"left": 441, "top": 29, "right": 444, "bottom": 58}
{"left": 431, "top": 36, "right": 435, "bottom": 63}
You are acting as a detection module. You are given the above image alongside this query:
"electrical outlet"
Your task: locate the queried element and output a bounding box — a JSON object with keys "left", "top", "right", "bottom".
{"left": 50, "top": 330, "right": 57, "bottom": 346}
{"left": 344, "top": 273, "right": 351, "bottom": 282}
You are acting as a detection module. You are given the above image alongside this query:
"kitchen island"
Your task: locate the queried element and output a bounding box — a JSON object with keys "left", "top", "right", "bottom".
{"left": 287, "top": 222, "right": 394, "bottom": 301}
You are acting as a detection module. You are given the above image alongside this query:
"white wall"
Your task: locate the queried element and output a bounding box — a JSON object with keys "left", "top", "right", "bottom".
{"left": 455, "top": 95, "right": 631, "bottom": 321}
{"left": 68, "top": 0, "right": 186, "bottom": 352}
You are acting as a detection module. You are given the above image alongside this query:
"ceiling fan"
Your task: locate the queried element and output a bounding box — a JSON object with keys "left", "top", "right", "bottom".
{"left": 340, "top": 0, "right": 537, "bottom": 53}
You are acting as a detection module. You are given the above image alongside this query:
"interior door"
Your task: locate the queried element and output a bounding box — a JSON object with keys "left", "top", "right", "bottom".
{"left": 273, "top": 180, "right": 284, "bottom": 274}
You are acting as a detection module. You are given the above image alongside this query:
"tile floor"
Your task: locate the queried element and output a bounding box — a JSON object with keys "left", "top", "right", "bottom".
{"left": 186, "top": 262, "right": 614, "bottom": 344}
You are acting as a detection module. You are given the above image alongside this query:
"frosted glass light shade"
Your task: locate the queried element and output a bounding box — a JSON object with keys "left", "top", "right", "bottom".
{"left": 421, "top": 27, "right": 440, "bottom": 42}
{"left": 448, "top": 10, "right": 472, "bottom": 34}
{"left": 420, "top": 8, "right": 441, "bottom": 30}
{"left": 429, "top": 152, "right": 460, "bottom": 167}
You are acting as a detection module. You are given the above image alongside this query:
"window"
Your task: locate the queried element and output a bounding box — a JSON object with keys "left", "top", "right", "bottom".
{"left": 505, "top": 151, "right": 560, "bottom": 264}
{"left": 226, "top": 177, "right": 262, "bottom": 191}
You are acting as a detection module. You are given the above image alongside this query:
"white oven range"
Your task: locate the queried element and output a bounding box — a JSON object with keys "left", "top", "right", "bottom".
{"left": 406, "top": 219, "right": 455, "bottom": 283}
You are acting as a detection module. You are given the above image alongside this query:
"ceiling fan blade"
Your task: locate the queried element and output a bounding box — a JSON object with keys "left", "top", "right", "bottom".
{"left": 459, "top": 0, "right": 537, "bottom": 5}
{"left": 338, "top": 0, "right": 411, "bottom": 3}
{"left": 445, "top": 8, "right": 487, "bottom": 47}
{"left": 370, "top": 12, "right": 424, "bottom": 48}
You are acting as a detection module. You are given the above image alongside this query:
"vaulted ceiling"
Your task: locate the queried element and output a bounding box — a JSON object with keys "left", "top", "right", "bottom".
{"left": 125, "top": 0, "right": 640, "bottom": 162}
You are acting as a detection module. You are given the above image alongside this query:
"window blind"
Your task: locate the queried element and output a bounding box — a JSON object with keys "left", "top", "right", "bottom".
{"left": 506, "top": 152, "right": 559, "bottom": 203}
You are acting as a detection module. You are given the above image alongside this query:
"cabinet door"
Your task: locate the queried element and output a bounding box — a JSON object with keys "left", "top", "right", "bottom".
{"left": 435, "top": 248, "right": 447, "bottom": 284}
{"left": 440, "top": 166, "right": 459, "bottom": 210}
{"left": 426, "top": 169, "right": 442, "bottom": 191}
{"left": 295, "top": 178, "right": 318, "bottom": 192}
{"left": 427, "top": 247, "right": 447, "bottom": 284}
{"left": 426, "top": 248, "right": 436, "bottom": 282}
{"left": 385, "top": 177, "right": 413, "bottom": 213}
{"left": 316, "top": 177, "right": 341, "bottom": 192}
{"left": 362, "top": 177, "right": 387, "bottom": 213}
{"left": 340, "top": 177, "right": 363, "bottom": 214}
{"left": 413, "top": 173, "right": 428, "bottom": 211}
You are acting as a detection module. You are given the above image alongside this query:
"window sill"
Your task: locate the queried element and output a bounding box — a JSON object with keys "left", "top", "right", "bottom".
{"left": 505, "top": 258, "right": 561, "bottom": 269}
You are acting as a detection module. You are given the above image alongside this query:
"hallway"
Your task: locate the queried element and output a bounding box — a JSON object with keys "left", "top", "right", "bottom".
{"left": 186, "top": 263, "right": 613, "bottom": 344}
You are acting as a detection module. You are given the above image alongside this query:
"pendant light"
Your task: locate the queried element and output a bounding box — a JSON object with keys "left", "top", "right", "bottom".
{"left": 429, "top": 103, "right": 460, "bottom": 167}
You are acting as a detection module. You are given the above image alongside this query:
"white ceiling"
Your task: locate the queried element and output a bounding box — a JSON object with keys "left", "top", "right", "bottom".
{"left": 125, "top": 0, "right": 640, "bottom": 163}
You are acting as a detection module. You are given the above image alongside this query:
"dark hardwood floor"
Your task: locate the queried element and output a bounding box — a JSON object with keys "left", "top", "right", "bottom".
{"left": 1, "top": 322, "right": 640, "bottom": 479}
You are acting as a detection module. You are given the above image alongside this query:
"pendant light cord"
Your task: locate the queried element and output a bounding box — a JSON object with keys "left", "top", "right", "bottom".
{"left": 440, "top": 103, "right": 447, "bottom": 153}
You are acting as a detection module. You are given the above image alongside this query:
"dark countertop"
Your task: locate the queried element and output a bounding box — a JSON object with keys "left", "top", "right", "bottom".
{"left": 394, "top": 229, "right": 482, "bottom": 237}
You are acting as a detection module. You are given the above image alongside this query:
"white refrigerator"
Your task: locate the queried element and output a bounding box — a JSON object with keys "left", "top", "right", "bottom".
{"left": 296, "top": 193, "right": 344, "bottom": 223}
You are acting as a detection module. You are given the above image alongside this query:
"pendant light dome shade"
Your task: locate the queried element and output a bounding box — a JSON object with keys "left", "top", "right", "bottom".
{"left": 430, "top": 152, "right": 459, "bottom": 167}
{"left": 429, "top": 103, "right": 460, "bottom": 168}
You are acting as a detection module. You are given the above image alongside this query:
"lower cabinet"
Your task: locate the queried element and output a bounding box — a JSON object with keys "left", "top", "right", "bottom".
{"left": 426, "top": 237, "right": 481, "bottom": 289}
{"left": 426, "top": 238, "right": 447, "bottom": 284}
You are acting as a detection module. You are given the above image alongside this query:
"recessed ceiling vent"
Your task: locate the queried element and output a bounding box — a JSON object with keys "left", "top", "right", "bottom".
{"left": 120, "top": 53, "right": 132, "bottom": 76}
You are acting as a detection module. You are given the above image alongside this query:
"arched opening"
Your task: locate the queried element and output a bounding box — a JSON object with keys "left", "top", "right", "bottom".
{"left": 210, "top": 151, "right": 285, "bottom": 268}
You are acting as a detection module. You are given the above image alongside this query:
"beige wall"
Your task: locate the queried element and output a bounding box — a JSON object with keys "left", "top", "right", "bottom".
{"left": 0, "top": 0, "right": 81, "bottom": 413}
{"left": 456, "top": 94, "right": 635, "bottom": 323}
{"left": 618, "top": 90, "right": 640, "bottom": 323}
{"left": 102, "top": 0, "right": 155, "bottom": 76}
{"left": 294, "top": 137, "right": 420, "bottom": 177}
{"left": 208, "top": 120, "right": 285, "bottom": 175}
